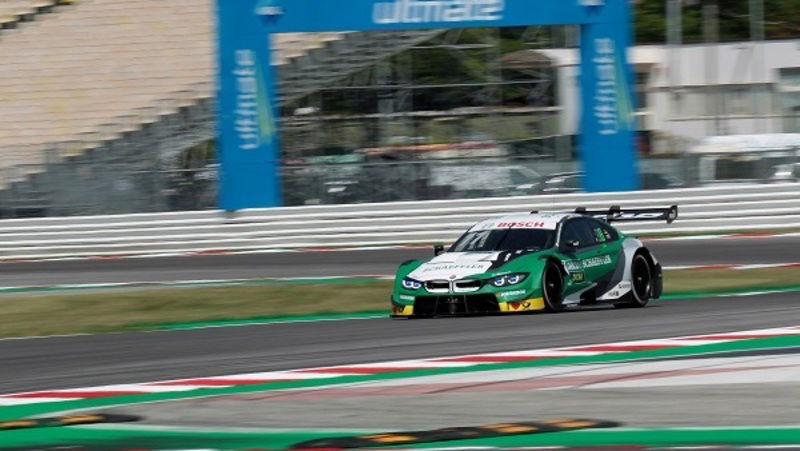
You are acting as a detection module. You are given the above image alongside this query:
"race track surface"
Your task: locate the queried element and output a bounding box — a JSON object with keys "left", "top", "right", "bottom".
{"left": 1, "top": 235, "right": 799, "bottom": 286}
{"left": 1, "top": 291, "right": 799, "bottom": 394}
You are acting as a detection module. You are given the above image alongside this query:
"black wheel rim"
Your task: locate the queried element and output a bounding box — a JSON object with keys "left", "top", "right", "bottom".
{"left": 633, "top": 257, "right": 651, "bottom": 300}
{"left": 544, "top": 266, "right": 562, "bottom": 306}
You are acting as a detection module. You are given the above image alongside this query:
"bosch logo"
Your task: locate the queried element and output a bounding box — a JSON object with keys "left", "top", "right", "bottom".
{"left": 497, "top": 221, "right": 545, "bottom": 228}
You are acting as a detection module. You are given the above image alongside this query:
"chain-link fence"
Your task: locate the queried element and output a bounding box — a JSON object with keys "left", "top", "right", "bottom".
{"left": 5, "top": 148, "right": 800, "bottom": 218}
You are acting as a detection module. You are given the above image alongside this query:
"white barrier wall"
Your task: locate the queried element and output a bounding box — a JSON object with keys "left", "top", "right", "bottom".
{"left": 0, "top": 183, "right": 798, "bottom": 260}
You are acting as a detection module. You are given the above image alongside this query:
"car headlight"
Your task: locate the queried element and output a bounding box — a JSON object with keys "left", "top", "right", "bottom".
{"left": 491, "top": 273, "right": 528, "bottom": 287}
{"left": 402, "top": 277, "right": 423, "bottom": 290}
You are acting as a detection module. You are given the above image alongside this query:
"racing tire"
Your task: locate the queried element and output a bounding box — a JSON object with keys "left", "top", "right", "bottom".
{"left": 615, "top": 253, "right": 652, "bottom": 309}
{"left": 542, "top": 261, "right": 565, "bottom": 313}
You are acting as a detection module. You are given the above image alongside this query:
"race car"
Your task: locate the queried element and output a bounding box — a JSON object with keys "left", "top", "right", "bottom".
{"left": 391, "top": 205, "right": 678, "bottom": 317}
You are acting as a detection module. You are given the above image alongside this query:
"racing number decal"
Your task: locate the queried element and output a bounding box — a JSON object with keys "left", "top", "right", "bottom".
{"left": 565, "top": 260, "right": 585, "bottom": 283}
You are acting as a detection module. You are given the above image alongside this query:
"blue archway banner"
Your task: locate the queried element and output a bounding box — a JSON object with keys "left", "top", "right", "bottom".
{"left": 217, "top": 0, "right": 639, "bottom": 210}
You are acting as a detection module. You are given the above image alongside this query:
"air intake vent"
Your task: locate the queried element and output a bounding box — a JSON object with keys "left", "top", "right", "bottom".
{"left": 454, "top": 279, "right": 482, "bottom": 292}
{"left": 425, "top": 280, "right": 450, "bottom": 293}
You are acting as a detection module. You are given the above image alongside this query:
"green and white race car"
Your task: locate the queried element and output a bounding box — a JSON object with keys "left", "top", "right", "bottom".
{"left": 391, "top": 206, "right": 678, "bottom": 317}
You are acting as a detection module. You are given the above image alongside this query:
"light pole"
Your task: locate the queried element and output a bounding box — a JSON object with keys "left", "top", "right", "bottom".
{"left": 667, "top": 0, "right": 682, "bottom": 105}
{"left": 703, "top": 0, "right": 722, "bottom": 135}
{"left": 750, "top": 0, "right": 766, "bottom": 133}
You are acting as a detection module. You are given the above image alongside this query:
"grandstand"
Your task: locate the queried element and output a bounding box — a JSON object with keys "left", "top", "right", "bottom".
{"left": 0, "top": 0, "right": 72, "bottom": 29}
{"left": 0, "top": 0, "right": 439, "bottom": 216}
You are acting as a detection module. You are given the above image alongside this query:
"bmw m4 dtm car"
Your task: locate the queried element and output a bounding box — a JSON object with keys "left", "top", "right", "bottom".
{"left": 391, "top": 206, "right": 678, "bottom": 317}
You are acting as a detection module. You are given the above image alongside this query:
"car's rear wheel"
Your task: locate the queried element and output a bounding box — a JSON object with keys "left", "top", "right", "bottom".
{"left": 615, "top": 253, "right": 652, "bottom": 308}
{"left": 542, "top": 261, "right": 564, "bottom": 312}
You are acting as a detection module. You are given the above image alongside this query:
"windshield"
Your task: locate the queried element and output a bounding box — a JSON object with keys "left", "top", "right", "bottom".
{"left": 448, "top": 228, "right": 555, "bottom": 252}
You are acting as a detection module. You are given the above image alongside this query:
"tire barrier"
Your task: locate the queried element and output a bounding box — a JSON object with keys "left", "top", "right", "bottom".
{"left": 291, "top": 418, "right": 621, "bottom": 449}
{"left": 0, "top": 413, "right": 139, "bottom": 431}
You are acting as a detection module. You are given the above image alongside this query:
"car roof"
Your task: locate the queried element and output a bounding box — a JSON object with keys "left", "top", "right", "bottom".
{"left": 469, "top": 213, "right": 575, "bottom": 231}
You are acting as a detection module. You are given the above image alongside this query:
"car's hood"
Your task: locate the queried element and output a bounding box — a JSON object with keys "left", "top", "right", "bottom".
{"left": 406, "top": 252, "right": 501, "bottom": 281}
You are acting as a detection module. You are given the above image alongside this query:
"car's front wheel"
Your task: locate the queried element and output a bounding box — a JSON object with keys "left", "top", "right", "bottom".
{"left": 542, "top": 261, "right": 564, "bottom": 313}
{"left": 615, "top": 253, "right": 652, "bottom": 309}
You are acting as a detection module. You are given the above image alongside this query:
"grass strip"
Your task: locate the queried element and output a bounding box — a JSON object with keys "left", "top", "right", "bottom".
{"left": 0, "top": 267, "right": 798, "bottom": 338}
{"left": 664, "top": 267, "right": 800, "bottom": 294}
{"left": 0, "top": 276, "right": 391, "bottom": 295}
{"left": 0, "top": 281, "right": 392, "bottom": 338}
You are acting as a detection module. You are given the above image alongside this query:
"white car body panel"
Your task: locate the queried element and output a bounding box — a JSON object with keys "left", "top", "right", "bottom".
{"left": 407, "top": 252, "right": 498, "bottom": 281}
{"left": 469, "top": 213, "right": 563, "bottom": 231}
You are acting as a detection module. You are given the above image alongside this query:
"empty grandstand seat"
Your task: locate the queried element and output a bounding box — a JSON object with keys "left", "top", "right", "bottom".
{"left": 0, "top": 0, "right": 350, "bottom": 180}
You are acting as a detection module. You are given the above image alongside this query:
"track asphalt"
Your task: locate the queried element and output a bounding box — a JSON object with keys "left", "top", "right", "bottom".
{"left": 1, "top": 235, "right": 799, "bottom": 286}
{"left": 1, "top": 291, "right": 799, "bottom": 394}
{"left": 113, "top": 352, "right": 800, "bottom": 430}
{"left": 2, "top": 255, "right": 800, "bottom": 450}
{"left": 3, "top": 335, "right": 800, "bottom": 449}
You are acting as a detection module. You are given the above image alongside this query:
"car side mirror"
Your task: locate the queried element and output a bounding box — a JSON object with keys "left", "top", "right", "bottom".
{"left": 563, "top": 240, "right": 580, "bottom": 253}
{"left": 434, "top": 244, "right": 445, "bottom": 256}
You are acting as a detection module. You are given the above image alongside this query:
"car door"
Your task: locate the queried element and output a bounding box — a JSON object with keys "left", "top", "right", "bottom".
{"left": 560, "top": 218, "right": 617, "bottom": 292}
{"left": 559, "top": 218, "right": 595, "bottom": 293}
{"left": 584, "top": 218, "right": 622, "bottom": 283}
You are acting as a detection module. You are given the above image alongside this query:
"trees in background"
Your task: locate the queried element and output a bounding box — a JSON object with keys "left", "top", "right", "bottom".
{"left": 635, "top": 0, "right": 800, "bottom": 44}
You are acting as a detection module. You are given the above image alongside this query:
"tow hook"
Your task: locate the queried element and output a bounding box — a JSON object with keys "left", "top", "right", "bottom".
{"left": 446, "top": 296, "right": 459, "bottom": 314}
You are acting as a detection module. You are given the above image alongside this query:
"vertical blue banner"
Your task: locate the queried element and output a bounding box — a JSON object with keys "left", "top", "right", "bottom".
{"left": 217, "top": 0, "right": 282, "bottom": 211}
{"left": 578, "top": 2, "right": 640, "bottom": 192}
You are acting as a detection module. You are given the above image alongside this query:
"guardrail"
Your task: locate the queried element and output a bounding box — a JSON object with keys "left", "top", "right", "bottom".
{"left": 0, "top": 183, "right": 798, "bottom": 260}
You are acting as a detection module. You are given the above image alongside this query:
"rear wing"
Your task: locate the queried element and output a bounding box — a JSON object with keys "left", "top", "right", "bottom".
{"left": 574, "top": 205, "right": 678, "bottom": 224}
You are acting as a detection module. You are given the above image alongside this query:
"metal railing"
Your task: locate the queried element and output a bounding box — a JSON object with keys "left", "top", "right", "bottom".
{"left": 0, "top": 183, "right": 797, "bottom": 260}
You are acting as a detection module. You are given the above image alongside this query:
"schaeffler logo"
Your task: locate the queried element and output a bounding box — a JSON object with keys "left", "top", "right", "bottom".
{"left": 373, "top": 0, "right": 504, "bottom": 25}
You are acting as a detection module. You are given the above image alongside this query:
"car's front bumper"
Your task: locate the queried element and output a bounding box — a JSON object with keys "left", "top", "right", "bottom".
{"left": 391, "top": 295, "right": 545, "bottom": 318}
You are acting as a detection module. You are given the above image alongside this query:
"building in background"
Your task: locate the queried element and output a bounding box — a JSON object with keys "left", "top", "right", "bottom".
{"left": 543, "top": 40, "right": 800, "bottom": 154}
